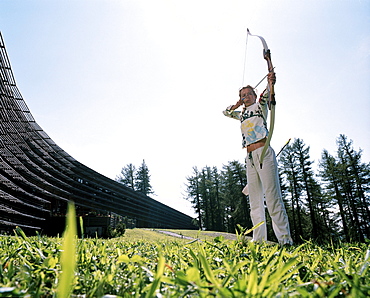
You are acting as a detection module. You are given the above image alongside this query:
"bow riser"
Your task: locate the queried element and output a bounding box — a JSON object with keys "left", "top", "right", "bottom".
{"left": 263, "top": 49, "right": 276, "bottom": 108}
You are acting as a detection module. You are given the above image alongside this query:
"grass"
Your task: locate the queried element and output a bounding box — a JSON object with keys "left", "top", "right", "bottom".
{"left": 124, "top": 229, "right": 191, "bottom": 242}
{"left": 153, "top": 229, "right": 239, "bottom": 241}
{"left": 57, "top": 201, "right": 77, "bottom": 298}
{"left": 0, "top": 207, "right": 369, "bottom": 297}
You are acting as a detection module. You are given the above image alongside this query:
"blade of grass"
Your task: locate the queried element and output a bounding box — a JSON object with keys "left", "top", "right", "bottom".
{"left": 145, "top": 248, "right": 165, "bottom": 298}
{"left": 246, "top": 259, "right": 258, "bottom": 295}
{"left": 57, "top": 201, "right": 77, "bottom": 298}
{"left": 79, "top": 216, "right": 84, "bottom": 239}
{"left": 359, "top": 249, "right": 369, "bottom": 276}
{"left": 197, "top": 245, "right": 221, "bottom": 289}
{"left": 243, "top": 221, "right": 265, "bottom": 235}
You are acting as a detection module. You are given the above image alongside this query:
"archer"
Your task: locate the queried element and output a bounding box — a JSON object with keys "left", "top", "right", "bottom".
{"left": 223, "top": 71, "right": 293, "bottom": 245}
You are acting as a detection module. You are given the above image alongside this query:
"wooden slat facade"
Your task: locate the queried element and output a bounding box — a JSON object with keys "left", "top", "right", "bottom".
{"left": 0, "top": 32, "right": 196, "bottom": 235}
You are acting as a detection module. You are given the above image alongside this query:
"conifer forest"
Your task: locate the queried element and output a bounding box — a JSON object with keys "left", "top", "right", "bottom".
{"left": 184, "top": 135, "right": 369, "bottom": 244}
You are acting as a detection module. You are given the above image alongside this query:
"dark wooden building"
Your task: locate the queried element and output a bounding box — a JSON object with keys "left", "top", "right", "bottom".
{"left": 0, "top": 32, "right": 196, "bottom": 236}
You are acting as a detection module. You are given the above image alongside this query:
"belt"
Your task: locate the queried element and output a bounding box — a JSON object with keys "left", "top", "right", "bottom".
{"left": 247, "top": 138, "right": 266, "bottom": 153}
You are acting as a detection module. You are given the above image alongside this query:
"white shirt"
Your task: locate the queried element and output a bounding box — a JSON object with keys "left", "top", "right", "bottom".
{"left": 223, "top": 90, "right": 269, "bottom": 148}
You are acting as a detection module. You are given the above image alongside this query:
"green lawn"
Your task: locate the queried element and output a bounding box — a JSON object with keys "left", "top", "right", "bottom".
{"left": 0, "top": 225, "right": 369, "bottom": 297}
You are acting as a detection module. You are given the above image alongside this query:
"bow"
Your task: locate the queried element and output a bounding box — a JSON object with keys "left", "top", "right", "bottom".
{"left": 247, "top": 28, "right": 276, "bottom": 168}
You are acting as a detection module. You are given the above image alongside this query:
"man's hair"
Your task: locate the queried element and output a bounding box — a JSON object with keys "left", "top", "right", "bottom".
{"left": 239, "top": 85, "right": 257, "bottom": 97}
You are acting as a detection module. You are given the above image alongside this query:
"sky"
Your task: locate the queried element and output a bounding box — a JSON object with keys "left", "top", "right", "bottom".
{"left": 0, "top": 0, "right": 369, "bottom": 217}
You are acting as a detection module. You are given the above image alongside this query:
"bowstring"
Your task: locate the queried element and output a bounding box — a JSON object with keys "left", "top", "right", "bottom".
{"left": 241, "top": 33, "right": 249, "bottom": 88}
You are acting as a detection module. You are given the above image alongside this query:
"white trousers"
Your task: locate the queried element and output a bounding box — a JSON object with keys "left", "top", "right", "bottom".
{"left": 246, "top": 146, "right": 293, "bottom": 245}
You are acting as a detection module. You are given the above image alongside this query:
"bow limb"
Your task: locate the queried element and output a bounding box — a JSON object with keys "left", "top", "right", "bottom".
{"left": 247, "top": 29, "right": 276, "bottom": 168}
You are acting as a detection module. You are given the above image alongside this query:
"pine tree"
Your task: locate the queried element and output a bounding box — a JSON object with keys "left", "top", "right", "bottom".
{"left": 279, "top": 142, "right": 304, "bottom": 242}
{"left": 221, "top": 160, "right": 250, "bottom": 233}
{"left": 135, "top": 159, "right": 154, "bottom": 196}
{"left": 292, "top": 138, "right": 319, "bottom": 240}
{"left": 199, "top": 167, "right": 211, "bottom": 230}
{"left": 184, "top": 167, "right": 203, "bottom": 229}
{"left": 196, "top": 166, "right": 223, "bottom": 231}
{"left": 184, "top": 162, "right": 249, "bottom": 232}
{"left": 116, "top": 160, "right": 154, "bottom": 196}
{"left": 336, "top": 135, "right": 369, "bottom": 241}
{"left": 210, "top": 166, "right": 224, "bottom": 231}
{"left": 319, "top": 150, "right": 350, "bottom": 241}
{"left": 308, "top": 176, "right": 335, "bottom": 242}
{"left": 220, "top": 163, "right": 238, "bottom": 232}
{"left": 115, "top": 163, "right": 136, "bottom": 190}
